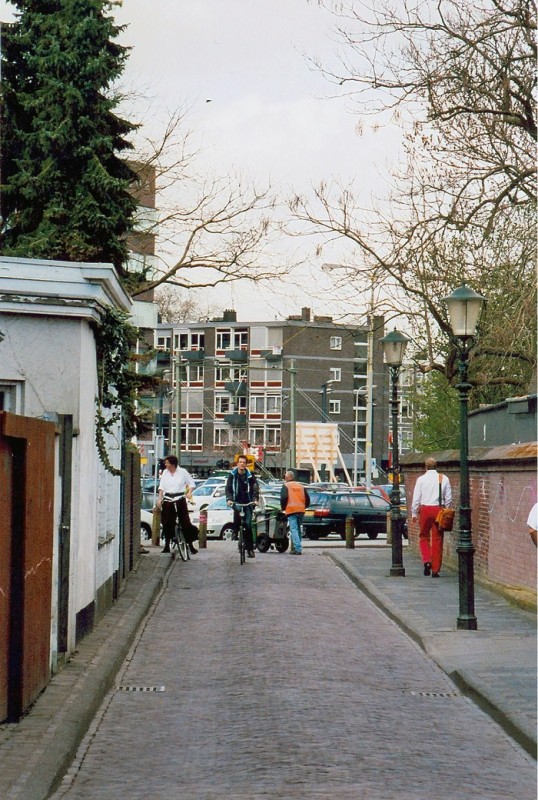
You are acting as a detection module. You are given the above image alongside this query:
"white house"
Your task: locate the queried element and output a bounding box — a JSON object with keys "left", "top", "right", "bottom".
{"left": 0, "top": 255, "right": 132, "bottom": 664}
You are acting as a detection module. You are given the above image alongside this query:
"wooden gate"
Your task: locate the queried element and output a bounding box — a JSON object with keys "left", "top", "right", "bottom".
{"left": 0, "top": 437, "right": 13, "bottom": 721}
{"left": 0, "top": 412, "right": 55, "bottom": 722}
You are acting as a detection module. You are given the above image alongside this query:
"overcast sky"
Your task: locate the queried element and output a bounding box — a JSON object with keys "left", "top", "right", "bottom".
{"left": 0, "top": 1, "right": 405, "bottom": 321}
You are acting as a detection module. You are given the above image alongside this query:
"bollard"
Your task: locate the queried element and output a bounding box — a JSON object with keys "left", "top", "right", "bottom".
{"left": 345, "top": 515, "right": 355, "bottom": 549}
{"left": 199, "top": 508, "right": 207, "bottom": 549}
{"left": 152, "top": 505, "right": 161, "bottom": 547}
{"left": 386, "top": 512, "right": 392, "bottom": 545}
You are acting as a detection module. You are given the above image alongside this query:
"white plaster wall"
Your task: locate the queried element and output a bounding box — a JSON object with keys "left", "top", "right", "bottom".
{"left": 0, "top": 312, "right": 118, "bottom": 654}
{"left": 96, "top": 420, "right": 122, "bottom": 591}
{"left": 0, "top": 315, "right": 82, "bottom": 424}
{"left": 68, "top": 324, "right": 99, "bottom": 651}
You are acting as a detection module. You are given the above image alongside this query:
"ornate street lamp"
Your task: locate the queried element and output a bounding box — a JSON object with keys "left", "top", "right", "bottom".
{"left": 380, "top": 328, "right": 410, "bottom": 577}
{"left": 443, "top": 283, "right": 486, "bottom": 630}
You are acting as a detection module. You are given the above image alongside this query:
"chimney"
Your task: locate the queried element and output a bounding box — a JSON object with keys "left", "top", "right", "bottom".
{"left": 301, "top": 307, "right": 311, "bottom": 321}
{"left": 222, "top": 309, "right": 237, "bottom": 322}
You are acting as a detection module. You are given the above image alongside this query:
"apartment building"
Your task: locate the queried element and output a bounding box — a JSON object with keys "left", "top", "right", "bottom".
{"left": 143, "top": 307, "right": 389, "bottom": 479}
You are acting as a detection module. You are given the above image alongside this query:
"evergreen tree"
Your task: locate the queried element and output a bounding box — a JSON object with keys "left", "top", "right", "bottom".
{"left": 0, "top": 0, "right": 138, "bottom": 274}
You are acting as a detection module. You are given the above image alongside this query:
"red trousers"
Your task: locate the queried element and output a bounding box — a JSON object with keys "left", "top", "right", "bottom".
{"left": 418, "top": 505, "right": 444, "bottom": 574}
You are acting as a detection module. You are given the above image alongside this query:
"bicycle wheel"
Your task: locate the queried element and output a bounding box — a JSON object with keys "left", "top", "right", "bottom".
{"left": 239, "top": 526, "right": 246, "bottom": 565}
{"left": 174, "top": 526, "right": 189, "bottom": 562}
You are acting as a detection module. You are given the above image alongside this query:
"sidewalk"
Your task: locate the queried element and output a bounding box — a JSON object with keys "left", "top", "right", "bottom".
{"left": 328, "top": 546, "right": 537, "bottom": 759}
{"left": 0, "top": 549, "right": 173, "bottom": 800}
{"left": 0, "top": 542, "right": 535, "bottom": 800}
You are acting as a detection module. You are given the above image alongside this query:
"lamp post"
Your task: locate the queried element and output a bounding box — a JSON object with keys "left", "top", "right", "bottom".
{"left": 443, "top": 283, "right": 486, "bottom": 630}
{"left": 320, "top": 380, "right": 333, "bottom": 423}
{"left": 380, "top": 328, "right": 410, "bottom": 578}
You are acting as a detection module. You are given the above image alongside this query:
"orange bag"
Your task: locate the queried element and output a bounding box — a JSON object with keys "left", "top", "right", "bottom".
{"left": 436, "top": 507, "right": 455, "bottom": 531}
{"left": 436, "top": 474, "right": 455, "bottom": 531}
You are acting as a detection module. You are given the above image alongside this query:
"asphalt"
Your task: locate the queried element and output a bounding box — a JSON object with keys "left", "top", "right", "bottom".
{"left": 0, "top": 542, "right": 535, "bottom": 800}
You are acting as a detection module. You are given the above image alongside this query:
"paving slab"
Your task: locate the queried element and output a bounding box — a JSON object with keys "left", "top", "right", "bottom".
{"left": 328, "top": 546, "right": 537, "bottom": 758}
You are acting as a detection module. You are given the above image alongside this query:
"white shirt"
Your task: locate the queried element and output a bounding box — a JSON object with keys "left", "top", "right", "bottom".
{"left": 412, "top": 469, "right": 452, "bottom": 517}
{"left": 158, "top": 467, "right": 195, "bottom": 496}
{"left": 527, "top": 503, "right": 538, "bottom": 530}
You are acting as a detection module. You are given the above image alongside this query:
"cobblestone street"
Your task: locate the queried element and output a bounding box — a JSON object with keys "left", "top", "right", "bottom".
{"left": 50, "top": 547, "right": 535, "bottom": 800}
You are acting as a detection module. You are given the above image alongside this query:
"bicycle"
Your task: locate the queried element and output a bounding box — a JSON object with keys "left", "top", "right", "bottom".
{"left": 162, "top": 493, "right": 191, "bottom": 562}
{"left": 233, "top": 502, "right": 256, "bottom": 564}
{"left": 172, "top": 520, "right": 190, "bottom": 562}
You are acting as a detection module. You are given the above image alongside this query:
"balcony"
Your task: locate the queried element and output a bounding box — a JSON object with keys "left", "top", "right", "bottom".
{"left": 261, "top": 348, "right": 283, "bottom": 362}
{"left": 181, "top": 349, "right": 205, "bottom": 362}
{"left": 227, "top": 348, "right": 248, "bottom": 363}
{"left": 223, "top": 413, "right": 247, "bottom": 427}
{"left": 224, "top": 380, "right": 247, "bottom": 396}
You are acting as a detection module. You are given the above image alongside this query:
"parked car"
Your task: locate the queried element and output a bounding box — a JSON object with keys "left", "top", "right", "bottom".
{"left": 190, "top": 482, "right": 226, "bottom": 511}
{"left": 141, "top": 508, "right": 154, "bottom": 540}
{"left": 189, "top": 496, "right": 235, "bottom": 540}
{"left": 302, "top": 491, "right": 392, "bottom": 540}
{"left": 198, "top": 476, "right": 227, "bottom": 488}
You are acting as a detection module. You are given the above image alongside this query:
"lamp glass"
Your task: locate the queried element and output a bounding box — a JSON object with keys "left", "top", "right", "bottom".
{"left": 381, "top": 329, "right": 410, "bottom": 366}
{"left": 444, "top": 284, "right": 486, "bottom": 338}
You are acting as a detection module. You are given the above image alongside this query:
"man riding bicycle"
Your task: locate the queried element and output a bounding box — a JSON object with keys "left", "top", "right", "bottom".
{"left": 225, "top": 455, "right": 260, "bottom": 559}
{"left": 156, "top": 455, "right": 198, "bottom": 555}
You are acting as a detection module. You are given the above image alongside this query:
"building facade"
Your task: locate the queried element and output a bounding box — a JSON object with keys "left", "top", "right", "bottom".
{"left": 139, "top": 307, "right": 389, "bottom": 480}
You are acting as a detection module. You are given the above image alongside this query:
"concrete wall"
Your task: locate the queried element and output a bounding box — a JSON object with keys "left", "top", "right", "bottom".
{"left": 401, "top": 445, "right": 537, "bottom": 593}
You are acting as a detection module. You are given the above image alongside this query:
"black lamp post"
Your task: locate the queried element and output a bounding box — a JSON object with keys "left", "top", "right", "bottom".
{"left": 380, "top": 329, "right": 410, "bottom": 577}
{"left": 320, "top": 380, "right": 333, "bottom": 423}
{"left": 443, "top": 283, "right": 486, "bottom": 630}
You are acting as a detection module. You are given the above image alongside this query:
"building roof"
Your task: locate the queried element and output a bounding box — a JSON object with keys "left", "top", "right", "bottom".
{"left": 0, "top": 256, "right": 132, "bottom": 320}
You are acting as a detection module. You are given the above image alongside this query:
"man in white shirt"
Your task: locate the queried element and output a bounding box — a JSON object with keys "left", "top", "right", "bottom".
{"left": 527, "top": 503, "right": 537, "bottom": 547}
{"left": 157, "top": 455, "right": 198, "bottom": 554}
{"left": 411, "top": 457, "right": 452, "bottom": 578}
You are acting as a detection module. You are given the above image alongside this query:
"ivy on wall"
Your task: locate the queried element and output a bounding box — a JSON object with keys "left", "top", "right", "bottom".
{"left": 92, "top": 306, "right": 152, "bottom": 476}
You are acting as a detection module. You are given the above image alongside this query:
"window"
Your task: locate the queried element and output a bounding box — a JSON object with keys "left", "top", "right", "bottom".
{"left": 233, "top": 329, "right": 248, "bottom": 349}
{"left": 156, "top": 335, "right": 171, "bottom": 350}
{"left": 401, "top": 402, "right": 413, "bottom": 419}
{"left": 173, "top": 423, "right": 203, "bottom": 450}
{"left": 216, "top": 328, "right": 248, "bottom": 351}
{"left": 329, "top": 367, "right": 341, "bottom": 382}
{"left": 179, "top": 331, "right": 205, "bottom": 351}
{"left": 215, "top": 364, "right": 247, "bottom": 383}
{"left": 185, "top": 424, "right": 202, "bottom": 448}
{"left": 250, "top": 395, "right": 281, "bottom": 415}
{"left": 0, "top": 382, "right": 23, "bottom": 413}
{"left": 249, "top": 426, "right": 281, "bottom": 448}
{"left": 236, "top": 396, "right": 247, "bottom": 413}
{"left": 214, "top": 427, "right": 231, "bottom": 447}
{"left": 216, "top": 329, "right": 232, "bottom": 350}
{"left": 185, "top": 365, "right": 204, "bottom": 384}
{"left": 330, "top": 336, "right": 342, "bottom": 350}
{"left": 329, "top": 399, "right": 341, "bottom": 414}
{"left": 215, "top": 395, "right": 231, "bottom": 414}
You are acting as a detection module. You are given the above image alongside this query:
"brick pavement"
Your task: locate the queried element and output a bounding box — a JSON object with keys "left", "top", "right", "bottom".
{"left": 46, "top": 546, "right": 535, "bottom": 800}
{"left": 0, "top": 551, "right": 171, "bottom": 800}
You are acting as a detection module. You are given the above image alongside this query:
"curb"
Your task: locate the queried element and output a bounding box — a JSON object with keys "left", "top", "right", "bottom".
{"left": 11, "top": 554, "right": 173, "bottom": 800}
{"left": 327, "top": 551, "right": 537, "bottom": 760}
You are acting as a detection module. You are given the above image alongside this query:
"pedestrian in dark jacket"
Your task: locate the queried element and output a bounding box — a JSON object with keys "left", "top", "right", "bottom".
{"left": 225, "top": 455, "right": 260, "bottom": 558}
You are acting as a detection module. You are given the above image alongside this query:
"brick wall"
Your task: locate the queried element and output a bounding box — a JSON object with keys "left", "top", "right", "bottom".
{"left": 401, "top": 444, "right": 537, "bottom": 592}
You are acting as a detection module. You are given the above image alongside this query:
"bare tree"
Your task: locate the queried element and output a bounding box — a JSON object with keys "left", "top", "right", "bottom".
{"left": 154, "top": 285, "right": 223, "bottom": 324}
{"left": 124, "top": 111, "right": 291, "bottom": 298}
{"left": 292, "top": 0, "right": 537, "bottom": 402}
{"left": 313, "top": 0, "right": 536, "bottom": 236}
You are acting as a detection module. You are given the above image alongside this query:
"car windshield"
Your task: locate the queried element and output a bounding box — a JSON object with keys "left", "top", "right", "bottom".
{"left": 193, "top": 485, "right": 215, "bottom": 496}
{"left": 207, "top": 496, "right": 229, "bottom": 510}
